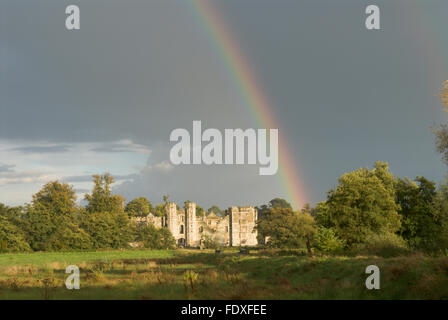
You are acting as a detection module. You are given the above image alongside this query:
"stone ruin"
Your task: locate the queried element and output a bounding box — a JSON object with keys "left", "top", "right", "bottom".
{"left": 133, "top": 202, "right": 258, "bottom": 247}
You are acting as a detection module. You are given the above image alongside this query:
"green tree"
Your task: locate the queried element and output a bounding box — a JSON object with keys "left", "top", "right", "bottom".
{"left": 20, "top": 205, "right": 55, "bottom": 251}
{"left": 44, "top": 215, "right": 92, "bottom": 251}
{"left": 80, "top": 211, "right": 132, "bottom": 249}
{"left": 125, "top": 197, "right": 153, "bottom": 217}
{"left": 134, "top": 224, "right": 176, "bottom": 249}
{"left": 196, "top": 206, "right": 205, "bottom": 217}
{"left": 154, "top": 203, "right": 167, "bottom": 217}
{"left": 320, "top": 162, "right": 401, "bottom": 246}
{"left": 0, "top": 203, "right": 8, "bottom": 216}
{"left": 257, "top": 198, "right": 292, "bottom": 221}
{"left": 32, "top": 181, "right": 77, "bottom": 216}
{"left": 257, "top": 207, "right": 317, "bottom": 255}
{"left": 85, "top": 174, "right": 124, "bottom": 213}
{"left": 427, "top": 178, "right": 448, "bottom": 251}
{"left": 0, "top": 216, "right": 31, "bottom": 253}
{"left": 0, "top": 204, "right": 25, "bottom": 227}
{"left": 21, "top": 182, "right": 90, "bottom": 251}
{"left": 395, "top": 176, "right": 439, "bottom": 250}
{"left": 433, "top": 80, "right": 448, "bottom": 164}
{"left": 314, "top": 226, "right": 345, "bottom": 253}
{"left": 441, "top": 80, "right": 448, "bottom": 109}
{"left": 153, "top": 195, "right": 171, "bottom": 216}
{"left": 207, "top": 205, "right": 223, "bottom": 216}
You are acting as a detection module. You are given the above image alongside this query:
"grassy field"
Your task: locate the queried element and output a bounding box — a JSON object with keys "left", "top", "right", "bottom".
{"left": 0, "top": 248, "right": 447, "bottom": 299}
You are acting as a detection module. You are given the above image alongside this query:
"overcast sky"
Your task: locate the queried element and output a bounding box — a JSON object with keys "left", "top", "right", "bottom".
{"left": 1, "top": 0, "right": 447, "bottom": 209}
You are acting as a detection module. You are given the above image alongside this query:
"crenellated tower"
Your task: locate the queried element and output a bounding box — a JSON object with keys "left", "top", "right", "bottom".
{"left": 166, "top": 202, "right": 179, "bottom": 239}
{"left": 185, "top": 202, "right": 198, "bottom": 247}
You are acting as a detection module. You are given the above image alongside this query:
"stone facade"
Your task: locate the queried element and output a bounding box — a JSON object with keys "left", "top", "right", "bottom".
{"left": 133, "top": 202, "right": 258, "bottom": 247}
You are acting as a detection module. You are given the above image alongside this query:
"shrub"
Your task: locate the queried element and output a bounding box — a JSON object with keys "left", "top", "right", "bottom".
{"left": 314, "top": 227, "right": 345, "bottom": 254}
{"left": 0, "top": 216, "right": 31, "bottom": 252}
{"left": 351, "top": 233, "right": 409, "bottom": 257}
{"left": 135, "top": 224, "right": 176, "bottom": 249}
{"left": 80, "top": 211, "right": 133, "bottom": 249}
{"left": 202, "top": 234, "right": 218, "bottom": 249}
{"left": 44, "top": 216, "right": 93, "bottom": 251}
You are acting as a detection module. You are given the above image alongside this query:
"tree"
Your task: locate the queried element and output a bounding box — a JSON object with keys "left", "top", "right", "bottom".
{"left": 85, "top": 174, "right": 124, "bottom": 213}
{"left": 32, "top": 181, "right": 77, "bottom": 216}
{"left": 154, "top": 195, "right": 171, "bottom": 217}
{"left": 320, "top": 162, "right": 401, "bottom": 246}
{"left": 441, "top": 80, "right": 448, "bottom": 108}
{"left": 43, "top": 215, "right": 92, "bottom": 251}
{"left": 0, "top": 216, "right": 31, "bottom": 253}
{"left": 20, "top": 205, "right": 56, "bottom": 251}
{"left": 80, "top": 211, "right": 132, "bottom": 249}
{"left": 257, "top": 207, "right": 317, "bottom": 255}
{"left": 257, "top": 198, "right": 292, "bottom": 219}
{"left": 395, "top": 176, "right": 439, "bottom": 250}
{"left": 207, "top": 205, "right": 223, "bottom": 216}
{"left": 196, "top": 206, "right": 205, "bottom": 217}
{"left": 296, "top": 210, "right": 318, "bottom": 257}
{"left": 134, "top": 224, "right": 176, "bottom": 249}
{"left": 0, "top": 203, "right": 8, "bottom": 216}
{"left": 125, "top": 197, "right": 152, "bottom": 217}
{"left": 0, "top": 204, "right": 24, "bottom": 227}
{"left": 427, "top": 178, "right": 448, "bottom": 251}
{"left": 19, "top": 182, "right": 91, "bottom": 251}
{"left": 154, "top": 203, "right": 167, "bottom": 217}
{"left": 314, "top": 226, "right": 345, "bottom": 253}
{"left": 433, "top": 80, "right": 448, "bottom": 164}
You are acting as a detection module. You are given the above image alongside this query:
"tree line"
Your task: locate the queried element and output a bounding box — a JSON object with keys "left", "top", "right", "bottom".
{"left": 1, "top": 82, "right": 447, "bottom": 255}
{"left": 0, "top": 173, "right": 228, "bottom": 253}
{"left": 257, "top": 162, "right": 448, "bottom": 256}
{"left": 257, "top": 82, "right": 448, "bottom": 256}
{"left": 0, "top": 174, "right": 178, "bottom": 252}
{"left": 1, "top": 163, "right": 448, "bottom": 256}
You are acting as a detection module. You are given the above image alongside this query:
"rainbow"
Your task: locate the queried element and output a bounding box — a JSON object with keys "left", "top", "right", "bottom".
{"left": 189, "top": 0, "right": 308, "bottom": 209}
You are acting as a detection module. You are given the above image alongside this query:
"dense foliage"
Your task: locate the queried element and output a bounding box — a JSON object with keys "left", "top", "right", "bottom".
{"left": 3, "top": 158, "right": 448, "bottom": 255}
{"left": 125, "top": 197, "right": 153, "bottom": 217}
{"left": 0, "top": 175, "right": 176, "bottom": 252}
{"left": 257, "top": 160, "right": 448, "bottom": 256}
{"left": 134, "top": 224, "right": 176, "bottom": 249}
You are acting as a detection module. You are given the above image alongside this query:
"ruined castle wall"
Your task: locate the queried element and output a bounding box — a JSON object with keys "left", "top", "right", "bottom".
{"left": 134, "top": 202, "right": 257, "bottom": 248}
{"left": 185, "top": 202, "right": 199, "bottom": 247}
{"left": 214, "top": 215, "right": 230, "bottom": 246}
{"left": 166, "top": 202, "right": 179, "bottom": 239}
{"left": 133, "top": 213, "right": 163, "bottom": 228}
{"left": 228, "top": 206, "right": 258, "bottom": 247}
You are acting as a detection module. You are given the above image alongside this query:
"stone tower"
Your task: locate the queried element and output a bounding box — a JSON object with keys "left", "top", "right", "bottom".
{"left": 229, "top": 206, "right": 258, "bottom": 247}
{"left": 185, "top": 202, "right": 198, "bottom": 247}
{"left": 166, "top": 202, "right": 179, "bottom": 239}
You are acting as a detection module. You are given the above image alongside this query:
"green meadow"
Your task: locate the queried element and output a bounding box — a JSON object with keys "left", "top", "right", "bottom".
{"left": 0, "top": 248, "right": 447, "bottom": 300}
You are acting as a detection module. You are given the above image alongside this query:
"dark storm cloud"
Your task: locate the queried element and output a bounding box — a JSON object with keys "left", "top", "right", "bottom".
{"left": 0, "top": 0, "right": 244, "bottom": 145}
{"left": 1, "top": 0, "right": 447, "bottom": 207}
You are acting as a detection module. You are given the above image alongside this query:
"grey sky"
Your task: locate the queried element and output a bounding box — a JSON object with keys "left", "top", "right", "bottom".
{"left": 1, "top": 0, "right": 447, "bottom": 209}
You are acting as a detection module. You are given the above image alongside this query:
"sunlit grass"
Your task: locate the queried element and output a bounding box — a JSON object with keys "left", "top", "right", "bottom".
{"left": 0, "top": 249, "right": 446, "bottom": 299}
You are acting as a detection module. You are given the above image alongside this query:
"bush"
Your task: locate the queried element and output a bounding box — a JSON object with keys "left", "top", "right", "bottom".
{"left": 0, "top": 216, "right": 31, "bottom": 253}
{"left": 351, "top": 233, "right": 409, "bottom": 257}
{"left": 44, "top": 216, "right": 93, "bottom": 251}
{"left": 80, "top": 212, "right": 133, "bottom": 249}
{"left": 202, "top": 235, "right": 218, "bottom": 249}
{"left": 314, "top": 227, "right": 345, "bottom": 254}
{"left": 135, "top": 224, "right": 176, "bottom": 249}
